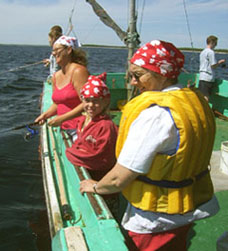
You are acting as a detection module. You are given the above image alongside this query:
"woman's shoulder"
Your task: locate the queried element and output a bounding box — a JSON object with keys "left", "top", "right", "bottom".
{"left": 71, "top": 63, "right": 88, "bottom": 73}
{"left": 71, "top": 63, "right": 89, "bottom": 81}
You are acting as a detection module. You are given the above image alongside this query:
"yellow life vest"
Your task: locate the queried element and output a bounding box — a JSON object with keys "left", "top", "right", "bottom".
{"left": 116, "top": 88, "right": 215, "bottom": 214}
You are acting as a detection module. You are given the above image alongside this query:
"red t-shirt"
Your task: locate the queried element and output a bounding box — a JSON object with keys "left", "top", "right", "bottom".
{"left": 66, "top": 114, "right": 118, "bottom": 180}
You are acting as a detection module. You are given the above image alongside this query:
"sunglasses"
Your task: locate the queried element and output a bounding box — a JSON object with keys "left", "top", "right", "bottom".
{"left": 52, "top": 47, "right": 66, "bottom": 55}
{"left": 129, "top": 71, "right": 148, "bottom": 82}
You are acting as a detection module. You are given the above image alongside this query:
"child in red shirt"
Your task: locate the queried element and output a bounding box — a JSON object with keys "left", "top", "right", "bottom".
{"left": 66, "top": 73, "right": 118, "bottom": 181}
{"left": 66, "top": 73, "right": 119, "bottom": 216}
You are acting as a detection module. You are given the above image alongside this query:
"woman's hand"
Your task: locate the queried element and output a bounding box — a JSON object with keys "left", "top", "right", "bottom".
{"left": 35, "top": 113, "right": 46, "bottom": 125}
{"left": 48, "top": 116, "right": 63, "bottom": 127}
{"left": 79, "top": 163, "right": 140, "bottom": 195}
{"left": 80, "top": 179, "right": 97, "bottom": 194}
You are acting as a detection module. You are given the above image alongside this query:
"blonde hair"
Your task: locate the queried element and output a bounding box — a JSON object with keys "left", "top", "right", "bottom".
{"left": 71, "top": 48, "right": 88, "bottom": 67}
{"left": 48, "top": 26, "right": 63, "bottom": 43}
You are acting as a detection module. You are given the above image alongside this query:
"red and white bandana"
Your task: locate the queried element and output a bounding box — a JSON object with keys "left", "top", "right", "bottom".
{"left": 130, "top": 40, "right": 185, "bottom": 79}
{"left": 80, "top": 73, "right": 110, "bottom": 99}
{"left": 54, "top": 35, "right": 81, "bottom": 49}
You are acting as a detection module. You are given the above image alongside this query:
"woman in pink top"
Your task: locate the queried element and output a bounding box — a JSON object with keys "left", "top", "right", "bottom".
{"left": 35, "top": 35, "right": 89, "bottom": 129}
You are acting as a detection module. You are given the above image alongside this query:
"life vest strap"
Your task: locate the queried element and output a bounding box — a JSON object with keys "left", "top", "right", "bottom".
{"left": 137, "top": 168, "right": 209, "bottom": 188}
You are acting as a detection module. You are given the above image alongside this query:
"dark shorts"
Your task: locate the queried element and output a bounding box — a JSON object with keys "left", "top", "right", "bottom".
{"left": 198, "top": 80, "right": 214, "bottom": 97}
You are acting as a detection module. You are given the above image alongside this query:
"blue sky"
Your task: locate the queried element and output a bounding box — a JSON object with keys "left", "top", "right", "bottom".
{"left": 0, "top": 0, "right": 227, "bottom": 49}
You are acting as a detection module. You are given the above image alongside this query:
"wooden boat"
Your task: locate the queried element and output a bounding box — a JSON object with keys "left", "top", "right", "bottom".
{"left": 39, "top": 0, "right": 228, "bottom": 250}
{"left": 40, "top": 71, "right": 228, "bottom": 250}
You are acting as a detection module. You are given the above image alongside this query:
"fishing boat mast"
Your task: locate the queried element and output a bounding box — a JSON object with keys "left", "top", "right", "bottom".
{"left": 85, "top": 0, "right": 140, "bottom": 99}
{"left": 126, "top": 0, "right": 140, "bottom": 99}
{"left": 127, "top": 0, "right": 140, "bottom": 67}
{"left": 85, "top": 0, "right": 140, "bottom": 69}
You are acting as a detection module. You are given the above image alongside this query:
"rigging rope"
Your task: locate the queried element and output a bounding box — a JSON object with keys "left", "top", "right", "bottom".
{"left": 66, "top": 0, "right": 79, "bottom": 39}
{"left": 183, "top": 0, "right": 194, "bottom": 49}
{"left": 127, "top": 0, "right": 129, "bottom": 30}
{"left": 138, "top": 0, "right": 146, "bottom": 35}
{"left": 182, "top": 0, "right": 197, "bottom": 74}
{"left": 82, "top": 21, "right": 100, "bottom": 43}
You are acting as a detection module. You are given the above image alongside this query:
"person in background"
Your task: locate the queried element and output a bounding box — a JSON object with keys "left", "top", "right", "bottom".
{"left": 43, "top": 25, "right": 63, "bottom": 80}
{"left": 80, "top": 40, "right": 219, "bottom": 251}
{"left": 199, "top": 35, "right": 226, "bottom": 101}
{"left": 35, "top": 35, "right": 89, "bottom": 131}
{"left": 66, "top": 73, "right": 119, "bottom": 216}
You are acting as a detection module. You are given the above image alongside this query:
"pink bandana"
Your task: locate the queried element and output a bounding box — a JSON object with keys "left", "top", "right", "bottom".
{"left": 54, "top": 35, "right": 81, "bottom": 49}
{"left": 130, "top": 40, "right": 185, "bottom": 79}
{"left": 80, "top": 73, "right": 110, "bottom": 99}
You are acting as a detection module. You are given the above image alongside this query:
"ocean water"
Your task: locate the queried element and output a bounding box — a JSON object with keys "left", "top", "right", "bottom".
{"left": 0, "top": 45, "right": 227, "bottom": 251}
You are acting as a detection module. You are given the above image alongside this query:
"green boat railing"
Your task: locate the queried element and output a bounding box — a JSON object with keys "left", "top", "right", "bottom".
{"left": 40, "top": 82, "right": 128, "bottom": 251}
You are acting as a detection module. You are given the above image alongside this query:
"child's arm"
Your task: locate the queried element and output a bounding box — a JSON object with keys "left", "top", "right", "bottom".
{"left": 66, "top": 121, "right": 117, "bottom": 169}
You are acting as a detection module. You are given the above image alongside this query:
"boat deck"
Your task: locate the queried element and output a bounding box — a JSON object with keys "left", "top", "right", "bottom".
{"left": 188, "top": 118, "right": 228, "bottom": 250}
{"left": 188, "top": 190, "right": 228, "bottom": 251}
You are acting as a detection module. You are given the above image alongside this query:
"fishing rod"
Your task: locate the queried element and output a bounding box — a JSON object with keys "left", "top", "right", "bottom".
{"left": 0, "top": 60, "right": 44, "bottom": 75}
{"left": 12, "top": 121, "right": 40, "bottom": 141}
{"left": 0, "top": 121, "right": 40, "bottom": 141}
{"left": 12, "top": 121, "right": 40, "bottom": 131}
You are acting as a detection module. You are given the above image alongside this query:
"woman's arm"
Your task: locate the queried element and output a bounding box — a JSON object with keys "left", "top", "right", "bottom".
{"left": 48, "top": 103, "right": 84, "bottom": 127}
{"left": 80, "top": 163, "right": 140, "bottom": 195}
{"left": 35, "top": 103, "right": 57, "bottom": 125}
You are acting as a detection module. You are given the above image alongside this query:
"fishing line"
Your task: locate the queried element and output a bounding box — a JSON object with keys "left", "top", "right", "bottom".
{"left": 138, "top": 0, "right": 146, "bottom": 35}
{"left": 182, "top": 0, "right": 197, "bottom": 73}
{"left": 0, "top": 60, "right": 44, "bottom": 75}
{"left": 1, "top": 121, "right": 40, "bottom": 141}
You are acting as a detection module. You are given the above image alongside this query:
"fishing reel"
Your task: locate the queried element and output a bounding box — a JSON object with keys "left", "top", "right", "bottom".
{"left": 24, "top": 125, "right": 39, "bottom": 141}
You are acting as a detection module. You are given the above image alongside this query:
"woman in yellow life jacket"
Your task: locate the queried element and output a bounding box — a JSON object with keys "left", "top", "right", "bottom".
{"left": 80, "top": 40, "right": 219, "bottom": 251}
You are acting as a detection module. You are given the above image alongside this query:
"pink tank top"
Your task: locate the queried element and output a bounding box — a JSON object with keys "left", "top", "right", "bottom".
{"left": 52, "top": 73, "right": 81, "bottom": 129}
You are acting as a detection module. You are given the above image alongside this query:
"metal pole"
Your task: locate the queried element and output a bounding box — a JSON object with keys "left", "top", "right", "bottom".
{"left": 127, "top": 0, "right": 137, "bottom": 100}
{"left": 127, "top": 0, "right": 137, "bottom": 65}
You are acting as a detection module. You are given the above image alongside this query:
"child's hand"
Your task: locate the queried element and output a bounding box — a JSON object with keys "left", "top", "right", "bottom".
{"left": 48, "top": 116, "right": 62, "bottom": 127}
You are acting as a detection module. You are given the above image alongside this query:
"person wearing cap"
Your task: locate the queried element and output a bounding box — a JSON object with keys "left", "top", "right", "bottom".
{"left": 66, "top": 73, "right": 119, "bottom": 216}
{"left": 35, "top": 35, "right": 89, "bottom": 130}
{"left": 79, "top": 40, "right": 219, "bottom": 250}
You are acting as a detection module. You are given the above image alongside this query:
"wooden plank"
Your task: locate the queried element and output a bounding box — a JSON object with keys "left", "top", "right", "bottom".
{"left": 41, "top": 124, "right": 63, "bottom": 236}
{"left": 49, "top": 127, "right": 72, "bottom": 221}
{"left": 64, "top": 226, "right": 88, "bottom": 251}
